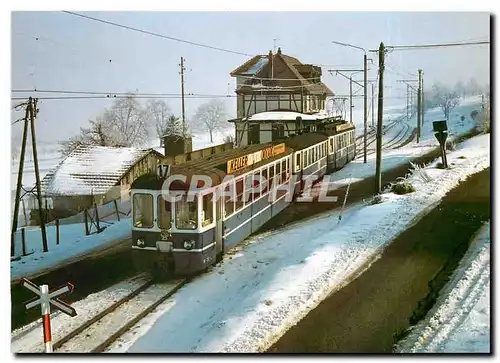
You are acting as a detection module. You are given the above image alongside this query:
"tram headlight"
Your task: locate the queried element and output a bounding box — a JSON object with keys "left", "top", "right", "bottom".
{"left": 183, "top": 240, "right": 195, "bottom": 250}
{"left": 136, "top": 238, "right": 145, "bottom": 247}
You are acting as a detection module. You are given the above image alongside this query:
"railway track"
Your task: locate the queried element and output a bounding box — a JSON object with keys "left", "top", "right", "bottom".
{"left": 355, "top": 115, "right": 409, "bottom": 158}
{"left": 14, "top": 276, "right": 186, "bottom": 353}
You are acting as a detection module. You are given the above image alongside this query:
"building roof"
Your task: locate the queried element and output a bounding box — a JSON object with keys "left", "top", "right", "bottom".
{"left": 40, "top": 145, "right": 162, "bottom": 196}
{"left": 242, "top": 111, "right": 330, "bottom": 122}
{"left": 230, "top": 49, "right": 333, "bottom": 96}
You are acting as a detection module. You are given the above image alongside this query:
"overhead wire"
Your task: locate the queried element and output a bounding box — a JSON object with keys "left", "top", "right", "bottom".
{"left": 62, "top": 11, "right": 253, "bottom": 57}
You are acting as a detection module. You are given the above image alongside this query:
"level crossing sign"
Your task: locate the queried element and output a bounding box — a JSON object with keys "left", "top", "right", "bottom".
{"left": 21, "top": 278, "right": 77, "bottom": 353}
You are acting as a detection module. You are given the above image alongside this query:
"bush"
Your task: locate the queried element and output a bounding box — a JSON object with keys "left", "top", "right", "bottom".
{"left": 392, "top": 182, "right": 416, "bottom": 195}
{"left": 409, "top": 162, "right": 432, "bottom": 183}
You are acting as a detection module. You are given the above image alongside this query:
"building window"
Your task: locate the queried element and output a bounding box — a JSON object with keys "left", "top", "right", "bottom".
{"left": 272, "top": 123, "right": 285, "bottom": 141}
{"left": 248, "top": 124, "right": 260, "bottom": 145}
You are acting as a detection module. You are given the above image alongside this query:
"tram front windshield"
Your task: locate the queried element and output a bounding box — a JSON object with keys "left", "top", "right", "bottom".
{"left": 175, "top": 195, "right": 198, "bottom": 230}
{"left": 158, "top": 195, "right": 172, "bottom": 229}
{"left": 133, "top": 193, "right": 154, "bottom": 228}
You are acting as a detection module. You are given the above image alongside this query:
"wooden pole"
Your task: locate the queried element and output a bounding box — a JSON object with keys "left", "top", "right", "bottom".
{"left": 94, "top": 203, "right": 100, "bottom": 232}
{"left": 114, "top": 199, "right": 120, "bottom": 221}
{"left": 22, "top": 198, "right": 28, "bottom": 226}
{"left": 56, "top": 219, "right": 60, "bottom": 245}
{"left": 11, "top": 102, "right": 30, "bottom": 256}
{"left": 363, "top": 53, "right": 368, "bottom": 163}
{"left": 417, "top": 69, "right": 422, "bottom": 143}
{"left": 29, "top": 98, "right": 48, "bottom": 253}
{"left": 375, "top": 42, "right": 385, "bottom": 194}
{"left": 349, "top": 75, "right": 353, "bottom": 124}
{"left": 84, "top": 209, "right": 89, "bottom": 236}
{"left": 180, "top": 57, "right": 186, "bottom": 136}
{"left": 21, "top": 228, "right": 26, "bottom": 256}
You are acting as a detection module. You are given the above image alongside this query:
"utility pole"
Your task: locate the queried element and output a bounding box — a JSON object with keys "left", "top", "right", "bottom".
{"left": 375, "top": 42, "right": 385, "bottom": 194}
{"left": 421, "top": 74, "right": 425, "bottom": 126}
{"left": 180, "top": 57, "right": 186, "bottom": 136}
{"left": 349, "top": 75, "right": 353, "bottom": 124}
{"left": 363, "top": 53, "right": 368, "bottom": 164}
{"left": 11, "top": 101, "right": 30, "bottom": 256}
{"left": 417, "top": 69, "right": 422, "bottom": 143}
{"left": 29, "top": 98, "right": 48, "bottom": 253}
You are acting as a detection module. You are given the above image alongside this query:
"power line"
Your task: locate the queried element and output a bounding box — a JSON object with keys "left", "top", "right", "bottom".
{"left": 62, "top": 11, "right": 253, "bottom": 57}
{"left": 11, "top": 89, "right": 233, "bottom": 97}
{"left": 11, "top": 95, "right": 237, "bottom": 101}
{"left": 387, "top": 40, "right": 489, "bottom": 51}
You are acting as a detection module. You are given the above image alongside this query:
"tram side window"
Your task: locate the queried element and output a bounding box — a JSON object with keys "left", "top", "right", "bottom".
{"left": 262, "top": 168, "right": 268, "bottom": 194}
{"left": 157, "top": 195, "right": 172, "bottom": 229}
{"left": 235, "top": 178, "right": 244, "bottom": 211}
{"left": 201, "top": 193, "right": 214, "bottom": 227}
{"left": 175, "top": 195, "right": 198, "bottom": 230}
{"left": 269, "top": 164, "right": 275, "bottom": 188}
{"left": 329, "top": 138, "right": 334, "bottom": 153}
{"left": 133, "top": 193, "right": 154, "bottom": 228}
{"left": 295, "top": 153, "right": 301, "bottom": 171}
{"left": 308, "top": 149, "right": 313, "bottom": 165}
{"left": 253, "top": 170, "right": 261, "bottom": 200}
{"left": 245, "top": 174, "right": 254, "bottom": 203}
{"left": 276, "top": 162, "right": 281, "bottom": 185}
{"left": 281, "top": 160, "right": 287, "bottom": 182}
{"left": 224, "top": 183, "right": 235, "bottom": 217}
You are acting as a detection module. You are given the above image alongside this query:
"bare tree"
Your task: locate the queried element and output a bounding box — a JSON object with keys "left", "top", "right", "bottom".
{"left": 145, "top": 99, "right": 179, "bottom": 139}
{"left": 58, "top": 94, "right": 152, "bottom": 157}
{"left": 103, "top": 94, "right": 152, "bottom": 147}
{"left": 432, "top": 84, "right": 461, "bottom": 121}
{"left": 193, "top": 100, "right": 227, "bottom": 143}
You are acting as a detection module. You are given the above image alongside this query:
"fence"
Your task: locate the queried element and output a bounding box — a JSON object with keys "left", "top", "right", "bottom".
{"left": 11, "top": 197, "right": 132, "bottom": 259}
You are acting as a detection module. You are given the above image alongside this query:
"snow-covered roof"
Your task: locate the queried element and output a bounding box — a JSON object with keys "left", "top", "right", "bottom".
{"left": 41, "top": 145, "right": 157, "bottom": 196}
{"left": 241, "top": 56, "right": 268, "bottom": 75}
{"left": 244, "top": 111, "right": 330, "bottom": 122}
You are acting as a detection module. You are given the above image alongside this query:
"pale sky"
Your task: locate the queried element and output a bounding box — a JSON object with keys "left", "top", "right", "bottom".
{"left": 11, "top": 11, "right": 490, "bottom": 143}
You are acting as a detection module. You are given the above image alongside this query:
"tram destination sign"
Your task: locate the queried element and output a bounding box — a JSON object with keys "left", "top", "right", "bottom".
{"left": 227, "top": 143, "right": 285, "bottom": 174}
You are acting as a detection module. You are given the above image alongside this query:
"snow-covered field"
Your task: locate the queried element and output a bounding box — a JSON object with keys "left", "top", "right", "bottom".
{"left": 395, "top": 222, "right": 490, "bottom": 353}
{"left": 74, "top": 133, "right": 490, "bottom": 353}
{"left": 331, "top": 97, "right": 481, "bottom": 188}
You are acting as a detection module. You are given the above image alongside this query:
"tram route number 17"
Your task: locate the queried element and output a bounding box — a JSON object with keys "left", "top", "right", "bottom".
{"left": 157, "top": 164, "right": 171, "bottom": 178}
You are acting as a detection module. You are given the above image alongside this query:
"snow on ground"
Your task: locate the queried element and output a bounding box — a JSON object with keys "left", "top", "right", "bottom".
{"left": 395, "top": 222, "right": 490, "bottom": 353}
{"left": 330, "top": 97, "right": 482, "bottom": 187}
{"left": 10, "top": 218, "right": 131, "bottom": 283}
{"left": 100, "top": 132, "right": 489, "bottom": 353}
{"left": 11, "top": 274, "right": 150, "bottom": 353}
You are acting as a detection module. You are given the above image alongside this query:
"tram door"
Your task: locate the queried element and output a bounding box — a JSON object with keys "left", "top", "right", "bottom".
{"left": 215, "top": 197, "right": 224, "bottom": 261}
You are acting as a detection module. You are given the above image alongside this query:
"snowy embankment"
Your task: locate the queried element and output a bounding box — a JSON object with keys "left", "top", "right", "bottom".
{"left": 101, "top": 133, "right": 489, "bottom": 353}
{"left": 395, "top": 222, "right": 490, "bottom": 353}
{"left": 10, "top": 218, "right": 131, "bottom": 284}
